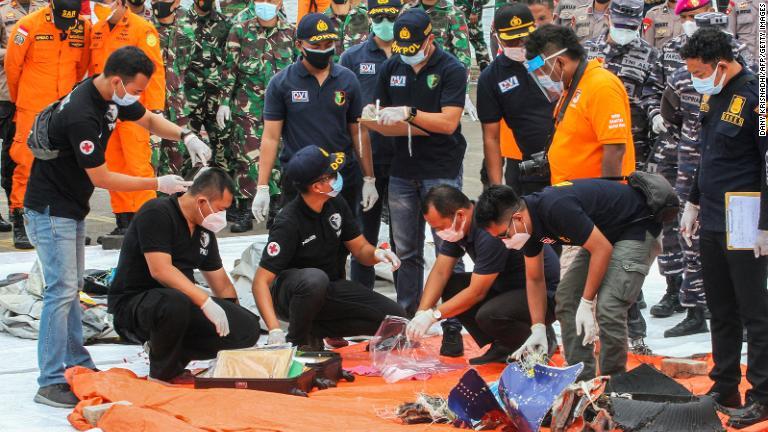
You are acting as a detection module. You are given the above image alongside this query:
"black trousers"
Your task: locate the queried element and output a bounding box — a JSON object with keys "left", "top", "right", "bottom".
{"left": 701, "top": 230, "right": 768, "bottom": 403}
{"left": 113, "top": 289, "right": 260, "bottom": 381}
{"left": 442, "top": 273, "right": 556, "bottom": 350}
{"left": 0, "top": 101, "right": 16, "bottom": 201}
{"left": 271, "top": 268, "right": 406, "bottom": 346}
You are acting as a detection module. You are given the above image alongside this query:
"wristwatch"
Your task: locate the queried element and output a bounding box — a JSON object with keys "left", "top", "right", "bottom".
{"left": 405, "top": 106, "right": 417, "bottom": 122}
{"left": 180, "top": 127, "right": 193, "bottom": 142}
{"left": 431, "top": 308, "right": 442, "bottom": 320}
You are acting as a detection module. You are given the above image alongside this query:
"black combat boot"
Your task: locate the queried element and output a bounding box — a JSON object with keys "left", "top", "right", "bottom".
{"left": 650, "top": 275, "right": 685, "bottom": 317}
{"left": 12, "top": 208, "right": 33, "bottom": 249}
{"left": 97, "top": 213, "right": 133, "bottom": 244}
{"left": 0, "top": 209, "right": 11, "bottom": 232}
{"left": 229, "top": 199, "right": 253, "bottom": 233}
{"left": 664, "top": 305, "right": 709, "bottom": 338}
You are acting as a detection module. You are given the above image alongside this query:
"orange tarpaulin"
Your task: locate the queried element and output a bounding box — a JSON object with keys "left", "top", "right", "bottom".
{"left": 66, "top": 336, "right": 768, "bottom": 432}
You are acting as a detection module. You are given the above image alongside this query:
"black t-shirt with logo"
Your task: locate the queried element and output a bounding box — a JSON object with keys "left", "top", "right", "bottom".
{"left": 24, "top": 77, "right": 146, "bottom": 221}
{"left": 522, "top": 179, "right": 661, "bottom": 257}
{"left": 259, "top": 195, "right": 362, "bottom": 281}
{"left": 107, "top": 196, "right": 222, "bottom": 312}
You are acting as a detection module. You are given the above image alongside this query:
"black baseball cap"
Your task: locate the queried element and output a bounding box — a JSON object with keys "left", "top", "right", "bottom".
{"left": 392, "top": 9, "right": 432, "bottom": 55}
{"left": 51, "top": 0, "right": 81, "bottom": 31}
{"left": 296, "top": 13, "right": 339, "bottom": 44}
{"left": 494, "top": 3, "right": 535, "bottom": 41}
{"left": 286, "top": 146, "right": 346, "bottom": 186}
{"left": 368, "top": 0, "right": 402, "bottom": 17}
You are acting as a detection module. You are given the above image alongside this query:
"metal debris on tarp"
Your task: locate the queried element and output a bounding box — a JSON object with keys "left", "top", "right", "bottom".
{"left": 448, "top": 369, "right": 509, "bottom": 430}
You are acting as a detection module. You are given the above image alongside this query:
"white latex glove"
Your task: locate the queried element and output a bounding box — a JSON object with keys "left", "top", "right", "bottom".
{"left": 374, "top": 247, "right": 401, "bottom": 271}
{"left": 216, "top": 105, "right": 231, "bottom": 129}
{"left": 377, "top": 106, "right": 408, "bottom": 126}
{"left": 361, "top": 176, "right": 379, "bottom": 212}
{"left": 464, "top": 94, "right": 478, "bottom": 121}
{"left": 201, "top": 297, "right": 230, "bottom": 337}
{"left": 575, "top": 297, "right": 597, "bottom": 346}
{"left": 252, "top": 185, "right": 271, "bottom": 223}
{"left": 156, "top": 175, "right": 192, "bottom": 195}
{"left": 651, "top": 114, "right": 668, "bottom": 134}
{"left": 510, "top": 323, "right": 548, "bottom": 361}
{"left": 267, "top": 328, "right": 286, "bottom": 345}
{"left": 754, "top": 230, "right": 768, "bottom": 258}
{"left": 406, "top": 310, "right": 436, "bottom": 342}
{"left": 184, "top": 133, "right": 212, "bottom": 165}
{"left": 679, "top": 202, "right": 700, "bottom": 247}
{"left": 361, "top": 103, "right": 378, "bottom": 120}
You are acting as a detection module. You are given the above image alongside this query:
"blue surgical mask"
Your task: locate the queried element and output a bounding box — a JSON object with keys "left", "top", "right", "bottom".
{"left": 253, "top": 2, "right": 277, "bottom": 20}
{"left": 400, "top": 44, "right": 427, "bottom": 66}
{"left": 691, "top": 63, "right": 726, "bottom": 96}
{"left": 371, "top": 19, "right": 394, "bottom": 41}
{"left": 325, "top": 174, "right": 344, "bottom": 197}
{"left": 112, "top": 79, "right": 140, "bottom": 106}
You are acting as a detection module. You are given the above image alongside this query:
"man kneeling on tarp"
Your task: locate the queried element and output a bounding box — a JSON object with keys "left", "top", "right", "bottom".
{"left": 251, "top": 145, "right": 407, "bottom": 350}
{"left": 406, "top": 185, "right": 561, "bottom": 365}
{"left": 108, "top": 168, "right": 260, "bottom": 384}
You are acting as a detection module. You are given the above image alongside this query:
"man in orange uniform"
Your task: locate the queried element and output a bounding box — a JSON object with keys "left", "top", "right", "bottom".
{"left": 4, "top": 0, "right": 90, "bottom": 249}
{"left": 90, "top": 0, "right": 165, "bottom": 240}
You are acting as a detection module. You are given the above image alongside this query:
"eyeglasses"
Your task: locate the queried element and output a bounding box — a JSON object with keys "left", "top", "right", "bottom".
{"left": 314, "top": 173, "right": 337, "bottom": 185}
{"left": 371, "top": 15, "right": 396, "bottom": 23}
{"left": 496, "top": 213, "right": 516, "bottom": 240}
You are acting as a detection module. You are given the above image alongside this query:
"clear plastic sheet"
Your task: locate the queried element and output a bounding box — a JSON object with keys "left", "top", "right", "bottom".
{"left": 369, "top": 316, "right": 464, "bottom": 384}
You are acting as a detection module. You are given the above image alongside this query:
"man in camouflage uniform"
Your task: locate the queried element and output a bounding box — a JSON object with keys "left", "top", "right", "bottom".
{"left": 642, "top": 0, "right": 682, "bottom": 49}
{"left": 151, "top": 0, "right": 191, "bottom": 176}
{"left": 325, "top": 0, "right": 369, "bottom": 61}
{"left": 217, "top": 0, "right": 298, "bottom": 232}
{"left": 128, "top": 0, "right": 154, "bottom": 21}
{"left": 654, "top": 11, "right": 752, "bottom": 337}
{"left": 0, "top": 0, "right": 46, "bottom": 230}
{"left": 455, "top": 0, "right": 489, "bottom": 70}
{"left": 403, "top": 0, "right": 471, "bottom": 70}
{"left": 219, "top": 0, "right": 250, "bottom": 19}
{"left": 570, "top": 0, "right": 612, "bottom": 43}
{"left": 584, "top": 0, "right": 664, "bottom": 352}
{"left": 175, "top": 0, "right": 232, "bottom": 169}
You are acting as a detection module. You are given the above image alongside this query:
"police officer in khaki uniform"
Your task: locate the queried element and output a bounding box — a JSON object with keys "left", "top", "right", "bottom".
{"left": 552, "top": 0, "right": 590, "bottom": 26}
{"left": 727, "top": 0, "right": 759, "bottom": 60}
{"left": 570, "top": 0, "right": 612, "bottom": 43}
{"left": 642, "top": 0, "right": 682, "bottom": 49}
{"left": 0, "top": 0, "right": 46, "bottom": 231}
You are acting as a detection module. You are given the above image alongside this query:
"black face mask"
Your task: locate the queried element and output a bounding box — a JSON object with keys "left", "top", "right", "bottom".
{"left": 127, "top": 0, "right": 144, "bottom": 6}
{"left": 152, "top": 1, "right": 176, "bottom": 18}
{"left": 594, "top": 0, "right": 610, "bottom": 3}
{"left": 331, "top": 0, "right": 347, "bottom": 4}
{"left": 303, "top": 46, "right": 335, "bottom": 69}
{"left": 197, "top": 0, "right": 213, "bottom": 11}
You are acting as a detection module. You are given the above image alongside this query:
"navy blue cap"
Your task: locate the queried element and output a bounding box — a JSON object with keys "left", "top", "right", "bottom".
{"left": 296, "top": 13, "right": 339, "bottom": 44}
{"left": 368, "top": 0, "right": 402, "bottom": 16}
{"left": 392, "top": 8, "right": 432, "bottom": 55}
{"left": 610, "top": 0, "right": 644, "bottom": 28}
{"left": 494, "top": 3, "right": 536, "bottom": 41}
{"left": 694, "top": 11, "right": 728, "bottom": 29}
{"left": 51, "top": 0, "right": 81, "bottom": 31}
{"left": 285, "top": 146, "right": 346, "bottom": 186}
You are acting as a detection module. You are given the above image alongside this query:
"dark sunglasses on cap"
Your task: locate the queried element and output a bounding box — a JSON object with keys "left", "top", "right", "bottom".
{"left": 371, "top": 14, "right": 398, "bottom": 23}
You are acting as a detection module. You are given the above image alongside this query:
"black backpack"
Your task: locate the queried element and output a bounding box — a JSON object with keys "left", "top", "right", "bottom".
{"left": 605, "top": 171, "right": 680, "bottom": 224}
{"left": 27, "top": 100, "right": 62, "bottom": 160}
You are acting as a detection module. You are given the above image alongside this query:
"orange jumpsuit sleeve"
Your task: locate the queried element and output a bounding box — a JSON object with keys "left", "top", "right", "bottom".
{"left": 588, "top": 78, "right": 631, "bottom": 146}
{"left": 76, "top": 20, "right": 91, "bottom": 80}
{"left": 500, "top": 121, "right": 523, "bottom": 160}
{"left": 4, "top": 19, "right": 34, "bottom": 103}
{"left": 135, "top": 24, "right": 165, "bottom": 111}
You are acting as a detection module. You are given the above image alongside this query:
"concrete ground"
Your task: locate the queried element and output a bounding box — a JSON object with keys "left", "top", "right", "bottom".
{"left": 0, "top": 90, "right": 486, "bottom": 253}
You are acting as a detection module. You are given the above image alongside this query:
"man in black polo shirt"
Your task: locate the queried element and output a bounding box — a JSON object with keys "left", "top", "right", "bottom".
{"left": 253, "top": 13, "right": 376, "bottom": 224}
{"left": 477, "top": 3, "right": 554, "bottom": 193}
{"left": 24, "top": 47, "right": 208, "bottom": 408}
{"left": 108, "top": 168, "right": 260, "bottom": 384}
{"left": 475, "top": 181, "right": 660, "bottom": 380}
{"left": 370, "top": 9, "right": 467, "bottom": 329}
{"left": 406, "top": 185, "right": 560, "bottom": 364}
{"left": 340, "top": 0, "right": 402, "bottom": 288}
{"left": 251, "top": 145, "right": 406, "bottom": 349}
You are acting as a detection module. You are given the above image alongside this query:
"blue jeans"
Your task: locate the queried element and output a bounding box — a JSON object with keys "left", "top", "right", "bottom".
{"left": 388, "top": 175, "right": 463, "bottom": 316}
{"left": 24, "top": 207, "right": 95, "bottom": 387}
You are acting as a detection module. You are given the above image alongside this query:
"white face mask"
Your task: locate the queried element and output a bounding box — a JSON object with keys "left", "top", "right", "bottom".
{"left": 435, "top": 214, "right": 466, "bottom": 243}
{"left": 682, "top": 20, "right": 698, "bottom": 37}
{"left": 112, "top": 79, "right": 140, "bottom": 106}
{"left": 199, "top": 200, "right": 227, "bottom": 233}
{"left": 609, "top": 26, "right": 637, "bottom": 46}
{"left": 501, "top": 218, "right": 530, "bottom": 250}
{"left": 503, "top": 46, "right": 527, "bottom": 62}
{"left": 691, "top": 63, "right": 726, "bottom": 95}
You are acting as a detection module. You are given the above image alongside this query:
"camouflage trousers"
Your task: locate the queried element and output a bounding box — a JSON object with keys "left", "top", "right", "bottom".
{"left": 223, "top": 112, "right": 282, "bottom": 200}
{"left": 675, "top": 142, "right": 705, "bottom": 306}
{"left": 458, "top": 4, "right": 490, "bottom": 70}
{"left": 649, "top": 134, "right": 684, "bottom": 278}
{"left": 187, "top": 88, "right": 229, "bottom": 169}
{"left": 155, "top": 95, "right": 191, "bottom": 176}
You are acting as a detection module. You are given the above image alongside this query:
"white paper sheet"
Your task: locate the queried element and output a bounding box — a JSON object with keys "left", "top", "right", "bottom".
{"left": 726, "top": 193, "right": 760, "bottom": 250}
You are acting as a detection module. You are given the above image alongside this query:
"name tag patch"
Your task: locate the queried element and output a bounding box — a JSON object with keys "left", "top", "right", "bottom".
{"left": 360, "top": 63, "right": 376, "bottom": 74}
{"left": 291, "top": 91, "right": 309, "bottom": 103}
{"left": 390, "top": 75, "right": 406, "bottom": 87}
{"left": 497, "top": 76, "right": 519, "bottom": 93}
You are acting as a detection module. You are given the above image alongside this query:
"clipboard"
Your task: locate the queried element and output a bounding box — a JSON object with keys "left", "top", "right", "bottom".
{"left": 359, "top": 119, "right": 430, "bottom": 137}
{"left": 725, "top": 192, "right": 760, "bottom": 250}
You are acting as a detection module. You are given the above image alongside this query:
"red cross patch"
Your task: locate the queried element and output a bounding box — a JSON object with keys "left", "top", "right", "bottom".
{"left": 267, "top": 241, "right": 280, "bottom": 257}
{"left": 79, "top": 140, "right": 95, "bottom": 155}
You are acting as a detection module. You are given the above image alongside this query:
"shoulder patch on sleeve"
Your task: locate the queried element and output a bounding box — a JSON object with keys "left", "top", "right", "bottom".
{"left": 146, "top": 31, "right": 157, "bottom": 47}
{"left": 266, "top": 241, "right": 280, "bottom": 256}
{"left": 79, "top": 140, "right": 95, "bottom": 155}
